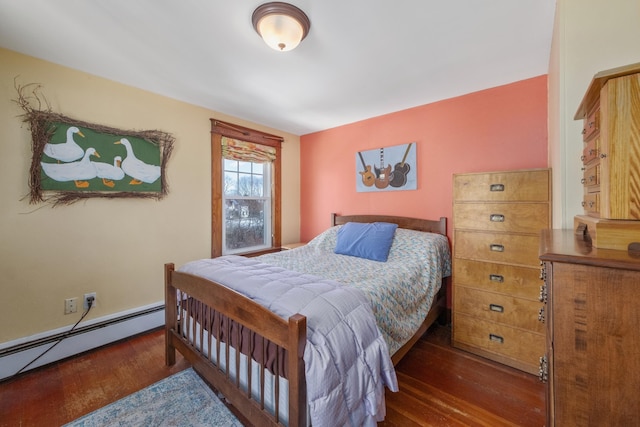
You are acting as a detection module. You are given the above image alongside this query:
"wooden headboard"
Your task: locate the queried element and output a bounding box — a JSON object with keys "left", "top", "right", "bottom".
{"left": 331, "top": 213, "right": 447, "bottom": 236}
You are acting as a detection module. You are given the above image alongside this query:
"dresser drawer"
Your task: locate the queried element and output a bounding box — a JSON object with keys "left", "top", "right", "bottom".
{"left": 454, "top": 230, "right": 541, "bottom": 266}
{"left": 582, "top": 163, "right": 600, "bottom": 188}
{"left": 582, "top": 136, "right": 600, "bottom": 165}
{"left": 583, "top": 192, "right": 600, "bottom": 214}
{"left": 454, "top": 169, "right": 550, "bottom": 202}
{"left": 453, "top": 313, "right": 545, "bottom": 370}
{"left": 454, "top": 286, "right": 545, "bottom": 333}
{"left": 453, "top": 259, "right": 541, "bottom": 301}
{"left": 582, "top": 107, "right": 600, "bottom": 142}
{"left": 454, "top": 202, "right": 549, "bottom": 234}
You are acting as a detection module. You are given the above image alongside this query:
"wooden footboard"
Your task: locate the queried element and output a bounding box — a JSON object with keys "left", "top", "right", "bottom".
{"left": 165, "top": 263, "right": 307, "bottom": 427}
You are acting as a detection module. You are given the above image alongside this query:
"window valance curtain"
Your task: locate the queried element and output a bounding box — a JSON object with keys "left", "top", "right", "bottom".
{"left": 221, "top": 137, "right": 276, "bottom": 163}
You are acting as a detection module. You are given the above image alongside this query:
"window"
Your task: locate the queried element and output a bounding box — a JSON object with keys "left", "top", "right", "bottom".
{"left": 210, "top": 119, "right": 282, "bottom": 258}
{"left": 222, "top": 158, "right": 271, "bottom": 253}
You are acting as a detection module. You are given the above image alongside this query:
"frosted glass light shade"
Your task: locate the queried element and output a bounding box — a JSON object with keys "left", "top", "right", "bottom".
{"left": 252, "top": 3, "right": 310, "bottom": 52}
{"left": 256, "top": 14, "right": 304, "bottom": 51}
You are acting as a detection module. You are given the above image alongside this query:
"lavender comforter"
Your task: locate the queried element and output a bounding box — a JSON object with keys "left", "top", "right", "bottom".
{"left": 179, "top": 255, "right": 398, "bottom": 427}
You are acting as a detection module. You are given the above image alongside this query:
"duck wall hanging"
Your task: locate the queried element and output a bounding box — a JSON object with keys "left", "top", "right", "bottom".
{"left": 14, "top": 82, "right": 174, "bottom": 206}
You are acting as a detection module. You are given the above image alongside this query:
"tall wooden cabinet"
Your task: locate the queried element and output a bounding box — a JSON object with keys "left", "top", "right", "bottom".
{"left": 575, "top": 62, "right": 640, "bottom": 220}
{"left": 452, "top": 168, "right": 551, "bottom": 375}
{"left": 539, "top": 229, "right": 640, "bottom": 426}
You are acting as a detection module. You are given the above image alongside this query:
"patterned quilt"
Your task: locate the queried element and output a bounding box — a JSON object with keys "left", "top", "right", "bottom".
{"left": 258, "top": 226, "right": 452, "bottom": 355}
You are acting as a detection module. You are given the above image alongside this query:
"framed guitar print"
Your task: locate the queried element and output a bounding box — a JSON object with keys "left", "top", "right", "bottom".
{"left": 356, "top": 142, "right": 416, "bottom": 192}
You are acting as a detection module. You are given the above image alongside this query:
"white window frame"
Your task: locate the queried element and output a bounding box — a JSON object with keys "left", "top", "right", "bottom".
{"left": 222, "top": 159, "right": 272, "bottom": 254}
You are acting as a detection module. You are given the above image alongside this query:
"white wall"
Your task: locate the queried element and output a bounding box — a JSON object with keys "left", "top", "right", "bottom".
{"left": 549, "top": 0, "right": 640, "bottom": 228}
{"left": 0, "top": 48, "right": 300, "bottom": 344}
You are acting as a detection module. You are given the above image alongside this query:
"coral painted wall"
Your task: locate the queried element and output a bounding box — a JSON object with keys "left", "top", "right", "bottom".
{"left": 299, "top": 75, "right": 549, "bottom": 242}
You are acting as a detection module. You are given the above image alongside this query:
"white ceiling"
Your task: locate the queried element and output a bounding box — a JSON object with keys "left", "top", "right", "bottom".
{"left": 0, "top": 0, "right": 556, "bottom": 136}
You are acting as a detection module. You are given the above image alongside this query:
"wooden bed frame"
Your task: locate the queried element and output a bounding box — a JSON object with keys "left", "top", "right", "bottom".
{"left": 165, "top": 214, "right": 448, "bottom": 427}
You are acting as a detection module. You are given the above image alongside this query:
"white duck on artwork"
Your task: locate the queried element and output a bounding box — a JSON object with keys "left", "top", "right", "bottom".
{"left": 93, "top": 156, "right": 125, "bottom": 188}
{"left": 41, "top": 147, "right": 100, "bottom": 188}
{"left": 43, "top": 126, "right": 85, "bottom": 162}
{"left": 115, "top": 138, "right": 161, "bottom": 184}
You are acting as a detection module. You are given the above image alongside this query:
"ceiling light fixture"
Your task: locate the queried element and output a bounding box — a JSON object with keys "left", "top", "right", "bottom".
{"left": 252, "top": 2, "right": 310, "bottom": 52}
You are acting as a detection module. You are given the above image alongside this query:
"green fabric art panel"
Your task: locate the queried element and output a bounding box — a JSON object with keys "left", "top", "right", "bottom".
{"left": 40, "top": 123, "right": 162, "bottom": 193}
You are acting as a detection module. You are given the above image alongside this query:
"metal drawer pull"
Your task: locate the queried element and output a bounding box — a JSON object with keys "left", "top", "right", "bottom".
{"left": 490, "top": 214, "right": 505, "bottom": 222}
{"left": 489, "top": 334, "right": 504, "bottom": 344}
{"left": 539, "top": 284, "right": 547, "bottom": 303}
{"left": 489, "top": 274, "right": 504, "bottom": 282}
{"left": 489, "top": 304, "right": 504, "bottom": 313}
{"left": 490, "top": 244, "right": 505, "bottom": 252}
{"left": 539, "top": 356, "right": 548, "bottom": 383}
{"left": 489, "top": 183, "right": 504, "bottom": 192}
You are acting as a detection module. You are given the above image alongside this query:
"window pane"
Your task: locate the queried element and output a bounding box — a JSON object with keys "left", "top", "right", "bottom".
{"left": 238, "top": 173, "right": 252, "bottom": 196}
{"left": 224, "top": 199, "right": 267, "bottom": 251}
{"left": 251, "top": 175, "right": 263, "bottom": 197}
{"left": 238, "top": 161, "right": 252, "bottom": 173}
{"left": 224, "top": 159, "right": 237, "bottom": 172}
{"left": 253, "top": 163, "right": 264, "bottom": 174}
{"left": 224, "top": 171, "right": 238, "bottom": 196}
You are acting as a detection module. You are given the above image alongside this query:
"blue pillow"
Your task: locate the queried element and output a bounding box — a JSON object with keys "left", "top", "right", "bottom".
{"left": 334, "top": 222, "right": 398, "bottom": 262}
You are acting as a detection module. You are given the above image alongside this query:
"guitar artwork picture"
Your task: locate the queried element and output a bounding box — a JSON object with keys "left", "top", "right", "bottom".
{"left": 355, "top": 142, "right": 417, "bottom": 192}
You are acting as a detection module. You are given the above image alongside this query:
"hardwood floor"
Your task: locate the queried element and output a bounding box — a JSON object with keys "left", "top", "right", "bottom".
{"left": 382, "top": 325, "right": 545, "bottom": 427}
{"left": 0, "top": 330, "right": 190, "bottom": 427}
{"left": 0, "top": 324, "right": 544, "bottom": 426}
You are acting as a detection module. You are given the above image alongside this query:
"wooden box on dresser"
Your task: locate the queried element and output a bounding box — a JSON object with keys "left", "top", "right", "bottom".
{"left": 452, "top": 168, "right": 551, "bottom": 375}
{"left": 539, "top": 229, "right": 640, "bottom": 426}
{"left": 574, "top": 62, "right": 640, "bottom": 249}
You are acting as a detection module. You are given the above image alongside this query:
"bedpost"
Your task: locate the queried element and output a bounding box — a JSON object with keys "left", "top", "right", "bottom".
{"left": 164, "top": 263, "right": 177, "bottom": 366}
{"left": 330, "top": 212, "right": 337, "bottom": 226}
{"left": 288, "top": 313, "right": 307, "bottom": 427}
{"left": 439, "top": 216, "right": 447, "bottom": 236}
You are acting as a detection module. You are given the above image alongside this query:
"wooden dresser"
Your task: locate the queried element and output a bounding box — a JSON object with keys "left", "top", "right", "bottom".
{"left": 539, "top": 229, "right": 640, "bottom": 426}
{"left": 452, "top": 168, "right": 551, "bottom": 375}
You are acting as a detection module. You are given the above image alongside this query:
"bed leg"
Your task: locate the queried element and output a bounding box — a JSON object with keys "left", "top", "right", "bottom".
{"left": 166, "top": 330, "right": 176, "bottom": 366}
{"left": 165, "top": 263, "right": 177, "bottom": 367}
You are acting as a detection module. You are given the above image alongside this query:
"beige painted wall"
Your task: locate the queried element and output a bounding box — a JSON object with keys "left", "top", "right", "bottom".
{"left": 549, "top": 0, "right": 640, "bottom": 228}
{"left": 0, "top": 48, "right": 300, "bottom": 343}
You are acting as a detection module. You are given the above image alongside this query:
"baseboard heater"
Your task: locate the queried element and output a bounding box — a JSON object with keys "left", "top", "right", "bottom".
{"left": 0, "top": 302, "right": 165, "bottom": 381}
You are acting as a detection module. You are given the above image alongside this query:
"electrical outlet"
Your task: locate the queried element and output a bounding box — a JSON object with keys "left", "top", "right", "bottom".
{"left": 84, "top": 292, "right": 96, "bottom": 310}
{"left": 64, "top": 297, "right": 78, "bottom": 314}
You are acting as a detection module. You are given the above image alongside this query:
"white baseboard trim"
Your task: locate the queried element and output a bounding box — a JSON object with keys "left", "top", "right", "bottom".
{"left": 0, "top": 302, "right": 165, "bottom": 381}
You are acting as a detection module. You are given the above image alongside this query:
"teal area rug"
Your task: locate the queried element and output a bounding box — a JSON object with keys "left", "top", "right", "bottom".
{"left": 65, "top": 368, "right": 243, "bottom": 426}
